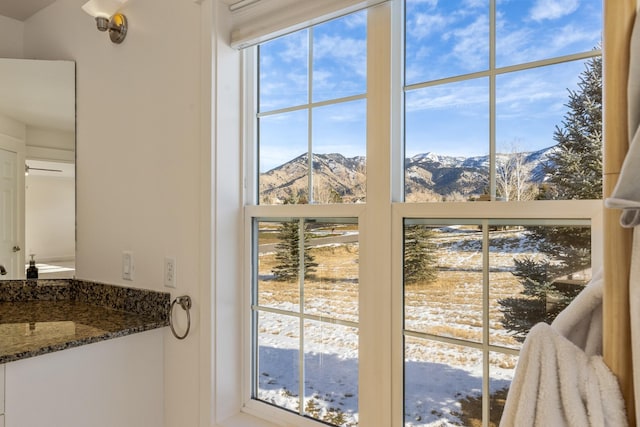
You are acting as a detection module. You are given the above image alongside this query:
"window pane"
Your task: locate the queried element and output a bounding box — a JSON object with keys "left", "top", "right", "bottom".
{"left": 259, "top": 110, "right": 309, "bottom": 204}
{"left": 404, "top": 223, "right": 483, "bottom": 343}
{"left": 313, "top": 11, "right": 367, "bottom": 103}
{"left": 256, "top": 220, "right": 301, "bottom": 312}
{"left": 405, "top": 0, "right": 489, "bottom": 85}
{"left": 255, "top": 311, "right": 300, "bottom": 412}
{"left": 304, "top": 320, "right": 359, "bottom": 426}
{"left": 304, "top": 222, "right": 359, "bottom": 323}
{"left": 496, "top": 0, "right": 602, "bottom": 68}
{"left": 405, "top": 79, "right": 489, "bottom": 202}
{"left": 404, "top": 336, "right": 483, "bottom": 426}
{"left": 496, "top": 59, "right": 602, "bottom": 201}
{"left": 254, "top": 218, "right": 360, "bottom": 421}
{"left": 312, "top": 100, "right": 367, "bottom": 204}
{"left": 259, "top": 30, "right": 308, "bottom": 112}
{"left": 489, "top": 223, "right": 591, "bottom": 348}
{"left": 490, "top": 352, "right": 517, "bottom": 426}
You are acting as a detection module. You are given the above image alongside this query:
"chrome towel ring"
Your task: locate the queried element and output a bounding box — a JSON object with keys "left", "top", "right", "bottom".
{"left": 169, "top": 295, "right": 191, "bottom": 340}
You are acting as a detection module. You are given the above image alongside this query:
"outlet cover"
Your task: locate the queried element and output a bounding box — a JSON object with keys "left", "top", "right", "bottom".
{"left": 164, "top": 257, "right": 176, "bottom": 288}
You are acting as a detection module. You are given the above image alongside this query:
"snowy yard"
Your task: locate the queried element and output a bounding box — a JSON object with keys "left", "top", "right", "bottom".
{"left": 255, "top": 226, "right": 576, "bottom": 426}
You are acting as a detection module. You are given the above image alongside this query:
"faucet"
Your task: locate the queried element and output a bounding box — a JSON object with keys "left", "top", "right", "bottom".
{"left": 0, "top": 265, "right": 6, "bottom": 275}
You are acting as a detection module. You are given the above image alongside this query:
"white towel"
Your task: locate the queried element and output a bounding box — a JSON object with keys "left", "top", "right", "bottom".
{"left": 499, "top": 273, "right": 628, "bottom": 427}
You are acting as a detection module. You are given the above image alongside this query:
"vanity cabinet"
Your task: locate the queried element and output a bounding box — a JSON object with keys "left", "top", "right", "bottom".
{"left": 4, "top": 329, "right": 163, "bottom": 427}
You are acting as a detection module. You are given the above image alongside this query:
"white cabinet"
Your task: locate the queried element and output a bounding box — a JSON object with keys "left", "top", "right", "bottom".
{"left": 4, "top": 330, "right": 163, "bottom": 427}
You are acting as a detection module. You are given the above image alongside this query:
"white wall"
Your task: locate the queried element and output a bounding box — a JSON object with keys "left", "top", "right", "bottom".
{"left": 21, "top": 0, "right": 211, "bottom": 426}
{"left": 25, "top": 173, "right": 75, "bottom": 261}
{"left": 26, "top": 127, "right": 74, "bottom": 153}
{"left": 0, "top": 15, "right": 23, "bottom": 58}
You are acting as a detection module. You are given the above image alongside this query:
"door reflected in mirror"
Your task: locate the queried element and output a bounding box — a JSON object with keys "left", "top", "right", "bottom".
{"left": 0, "top": 59, "right": 75, "bottom": 280}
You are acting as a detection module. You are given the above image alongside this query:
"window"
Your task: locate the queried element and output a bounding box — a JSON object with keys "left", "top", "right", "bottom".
{"left": 244, "top": 1, "right": 602, "bottom": 426}
{"left": 257, "top": 11, "right": 367, "bottom": 205}
{"left": 252, "top": 218, "right": 360, "bottom": 425}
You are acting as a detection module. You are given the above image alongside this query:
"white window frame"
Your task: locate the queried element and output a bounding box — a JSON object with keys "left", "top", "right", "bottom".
{"left": 237, "top": 2, "right": 604, "bottom": 427}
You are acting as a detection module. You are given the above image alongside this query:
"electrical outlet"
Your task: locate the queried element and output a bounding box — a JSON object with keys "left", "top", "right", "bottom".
{"left": 164, "top": 257, "right": 176, "bottom": 288}
{"left": 122, "top": 251, "right": 134, "bottom": 281}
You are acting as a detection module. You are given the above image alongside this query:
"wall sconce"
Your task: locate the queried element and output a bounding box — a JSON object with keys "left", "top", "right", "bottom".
{"left": 82, "top": 0, "right": 129, "bottom": 44}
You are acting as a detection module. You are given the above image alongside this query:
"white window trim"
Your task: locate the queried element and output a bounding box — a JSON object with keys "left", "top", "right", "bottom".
{"left": 212, "top": 1, "right": 605, "bottom": 426}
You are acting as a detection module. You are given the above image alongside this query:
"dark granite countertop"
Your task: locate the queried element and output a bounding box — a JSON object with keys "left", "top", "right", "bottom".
{"left": 0, "top": 279, "right": 170, "bottom": 364}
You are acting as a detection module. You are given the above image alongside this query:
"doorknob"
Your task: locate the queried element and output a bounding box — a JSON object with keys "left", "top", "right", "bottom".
{"left": 12, "top": 245, "right": 20, "bottom": 252}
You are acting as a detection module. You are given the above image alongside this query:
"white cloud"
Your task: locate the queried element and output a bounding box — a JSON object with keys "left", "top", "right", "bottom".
{"left": 405, "top": 83, "right": 487, "bottom": 112}
{"left": 447, "top": 14, "right": 489, "bottom": 71}
{"left": 408, "top": 0, "right": 439, "bottom": 6}
{"left": 530, "top": 0, "right": 579, "bottom": 22}
{"left": 462, "top": 0, "right": 488, "bottom": 10}
{"left": 408, "top": 13, "right": 450, "bottom": 40}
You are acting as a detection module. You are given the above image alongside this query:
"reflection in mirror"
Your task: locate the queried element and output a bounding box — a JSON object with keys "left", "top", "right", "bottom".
{"left": 0, "top": 59, "right": 75, "bottom": 280}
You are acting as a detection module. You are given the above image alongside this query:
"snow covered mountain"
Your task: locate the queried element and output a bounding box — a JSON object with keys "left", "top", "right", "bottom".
{"left": 259, "top": 147, "right": 556, "bottom": 203}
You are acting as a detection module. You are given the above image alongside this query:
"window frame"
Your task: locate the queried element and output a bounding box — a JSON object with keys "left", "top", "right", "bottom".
{"left": 240, "top": 1, "right": 604, "bottom": 426}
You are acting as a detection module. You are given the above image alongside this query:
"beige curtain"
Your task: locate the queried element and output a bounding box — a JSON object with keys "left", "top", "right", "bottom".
{"left": 603, "top": 1, "right": 637, "bottom": 426}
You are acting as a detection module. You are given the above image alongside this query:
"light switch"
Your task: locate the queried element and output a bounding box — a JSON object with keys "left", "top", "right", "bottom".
{"left": 122, "top": 251, "right": 134, "bottom": 280}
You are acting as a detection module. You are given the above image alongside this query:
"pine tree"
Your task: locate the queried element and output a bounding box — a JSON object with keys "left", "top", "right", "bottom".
{"left": 404, "top": 224, "right": 438, "bottom": 285}
{"left": 500, "top": 258, "right": 555, "bottom": 342}
{"left": 271, "top": 220, "right": 318, "bottom": 282}
{"left": 500, "top": 54, "right": 602, "bottom": 339}
{"left": 534, "top": 54, "right": 602, "bottom": 273}
{"left": 544, "top": 54, "right": 602, "bottom": 200}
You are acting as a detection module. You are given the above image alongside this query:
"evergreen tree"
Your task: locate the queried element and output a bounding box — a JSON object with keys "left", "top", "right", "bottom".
{"left": 533, "top": 54, "right": 602, "bottom": 273}
{"left": 271, "top": 220, "right": 318, "bottom": 282}
{"left": 499, "top": 257, "right": 578, "bottom": 342}
{"left": 404, "top": 224, "right": 438, "bottom": 285}
{"left": 544, "top": 54, "right": 602, "bottom": 200}
{"left": 500, "top": 54, "right": 602, "bottom": 339}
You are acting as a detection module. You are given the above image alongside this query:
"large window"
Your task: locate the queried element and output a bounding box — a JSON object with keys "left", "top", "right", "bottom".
{"left": 244, "top": 1, "right": 602, "bottom": 426}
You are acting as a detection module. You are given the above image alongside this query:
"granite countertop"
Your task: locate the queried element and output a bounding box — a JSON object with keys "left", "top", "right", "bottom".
{"left": 0, "top": 279, "right": 170, "bottom": 364}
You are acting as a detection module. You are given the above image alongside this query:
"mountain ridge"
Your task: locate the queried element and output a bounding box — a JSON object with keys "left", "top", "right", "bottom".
{"left": 259, "top": 146, "right": 555, "bottom": 203}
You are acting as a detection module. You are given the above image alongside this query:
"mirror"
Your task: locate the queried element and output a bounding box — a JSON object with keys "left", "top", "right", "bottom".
{"left": 0, "top": 58, "right": 75, "bottom": 280}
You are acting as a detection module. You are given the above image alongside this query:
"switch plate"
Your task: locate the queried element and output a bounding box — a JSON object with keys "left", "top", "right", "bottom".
{"left": 122, "top": 251, "right": 134, "bottom": 281}
{"left": 164, "top": 257, "right": 176, "bottom": 288}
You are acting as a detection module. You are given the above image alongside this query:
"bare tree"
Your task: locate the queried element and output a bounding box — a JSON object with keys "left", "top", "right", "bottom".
{"left": 495, "top": 142, "right": 537, "bottom": 201}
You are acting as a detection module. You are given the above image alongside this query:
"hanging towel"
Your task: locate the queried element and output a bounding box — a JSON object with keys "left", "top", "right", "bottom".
{"left": 499, "top": 272, "right": 628, "bottom": 427}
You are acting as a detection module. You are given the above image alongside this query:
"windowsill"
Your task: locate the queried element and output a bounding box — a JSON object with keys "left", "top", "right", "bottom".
{"left": 217, "top": 402, "right": 334, "bottom": 427}
{"left": 216, "top": 413, "right": 279, "bottom": 427}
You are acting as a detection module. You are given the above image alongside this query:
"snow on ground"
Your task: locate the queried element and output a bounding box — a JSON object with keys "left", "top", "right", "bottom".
{"left": 255, "top": 227, "right": 580, "bottom": 426}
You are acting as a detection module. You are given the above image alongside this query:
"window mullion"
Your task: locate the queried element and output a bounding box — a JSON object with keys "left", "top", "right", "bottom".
{"left": 482, "top": 220, "right": 490, "bottom": 427}
{"left": 307, "top": 28, "right": 314, "bottom": 204}
{"left": 298, "top": 218, "right": 306, "bottom": 416}
{"left": 489, "top": 0, "right": 497, "bottom": 201}
{"left": 359, "top": 2, "right": 393, "bottom": 426}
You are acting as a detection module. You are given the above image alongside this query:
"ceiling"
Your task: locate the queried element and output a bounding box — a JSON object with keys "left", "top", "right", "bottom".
{"left": 0, "top": 59, "right": 75, "bottom": 132}
{"left": 0, "top": 0, "right": 246, "bottom": 21}
{"left": 0, "top": 0, "right": 58, "bottom": 21}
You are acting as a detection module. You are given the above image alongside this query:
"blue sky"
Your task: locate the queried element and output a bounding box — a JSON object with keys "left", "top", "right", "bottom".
{"left": 258, "top": 0, "right": 602, "bottom": 172}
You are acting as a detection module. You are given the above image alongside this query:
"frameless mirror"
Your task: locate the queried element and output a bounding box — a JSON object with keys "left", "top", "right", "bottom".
{"left": 0, "top": 58, "right": 75, "bottom": 280}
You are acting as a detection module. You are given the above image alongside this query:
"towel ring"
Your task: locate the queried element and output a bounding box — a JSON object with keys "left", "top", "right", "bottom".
{"left": 169, "top": 295, "right": 191, "bottom": 340}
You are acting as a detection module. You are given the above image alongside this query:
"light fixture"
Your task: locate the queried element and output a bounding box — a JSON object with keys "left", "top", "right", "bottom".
{"left": 82, "top": 0, "right": 129, "bottom": 44}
